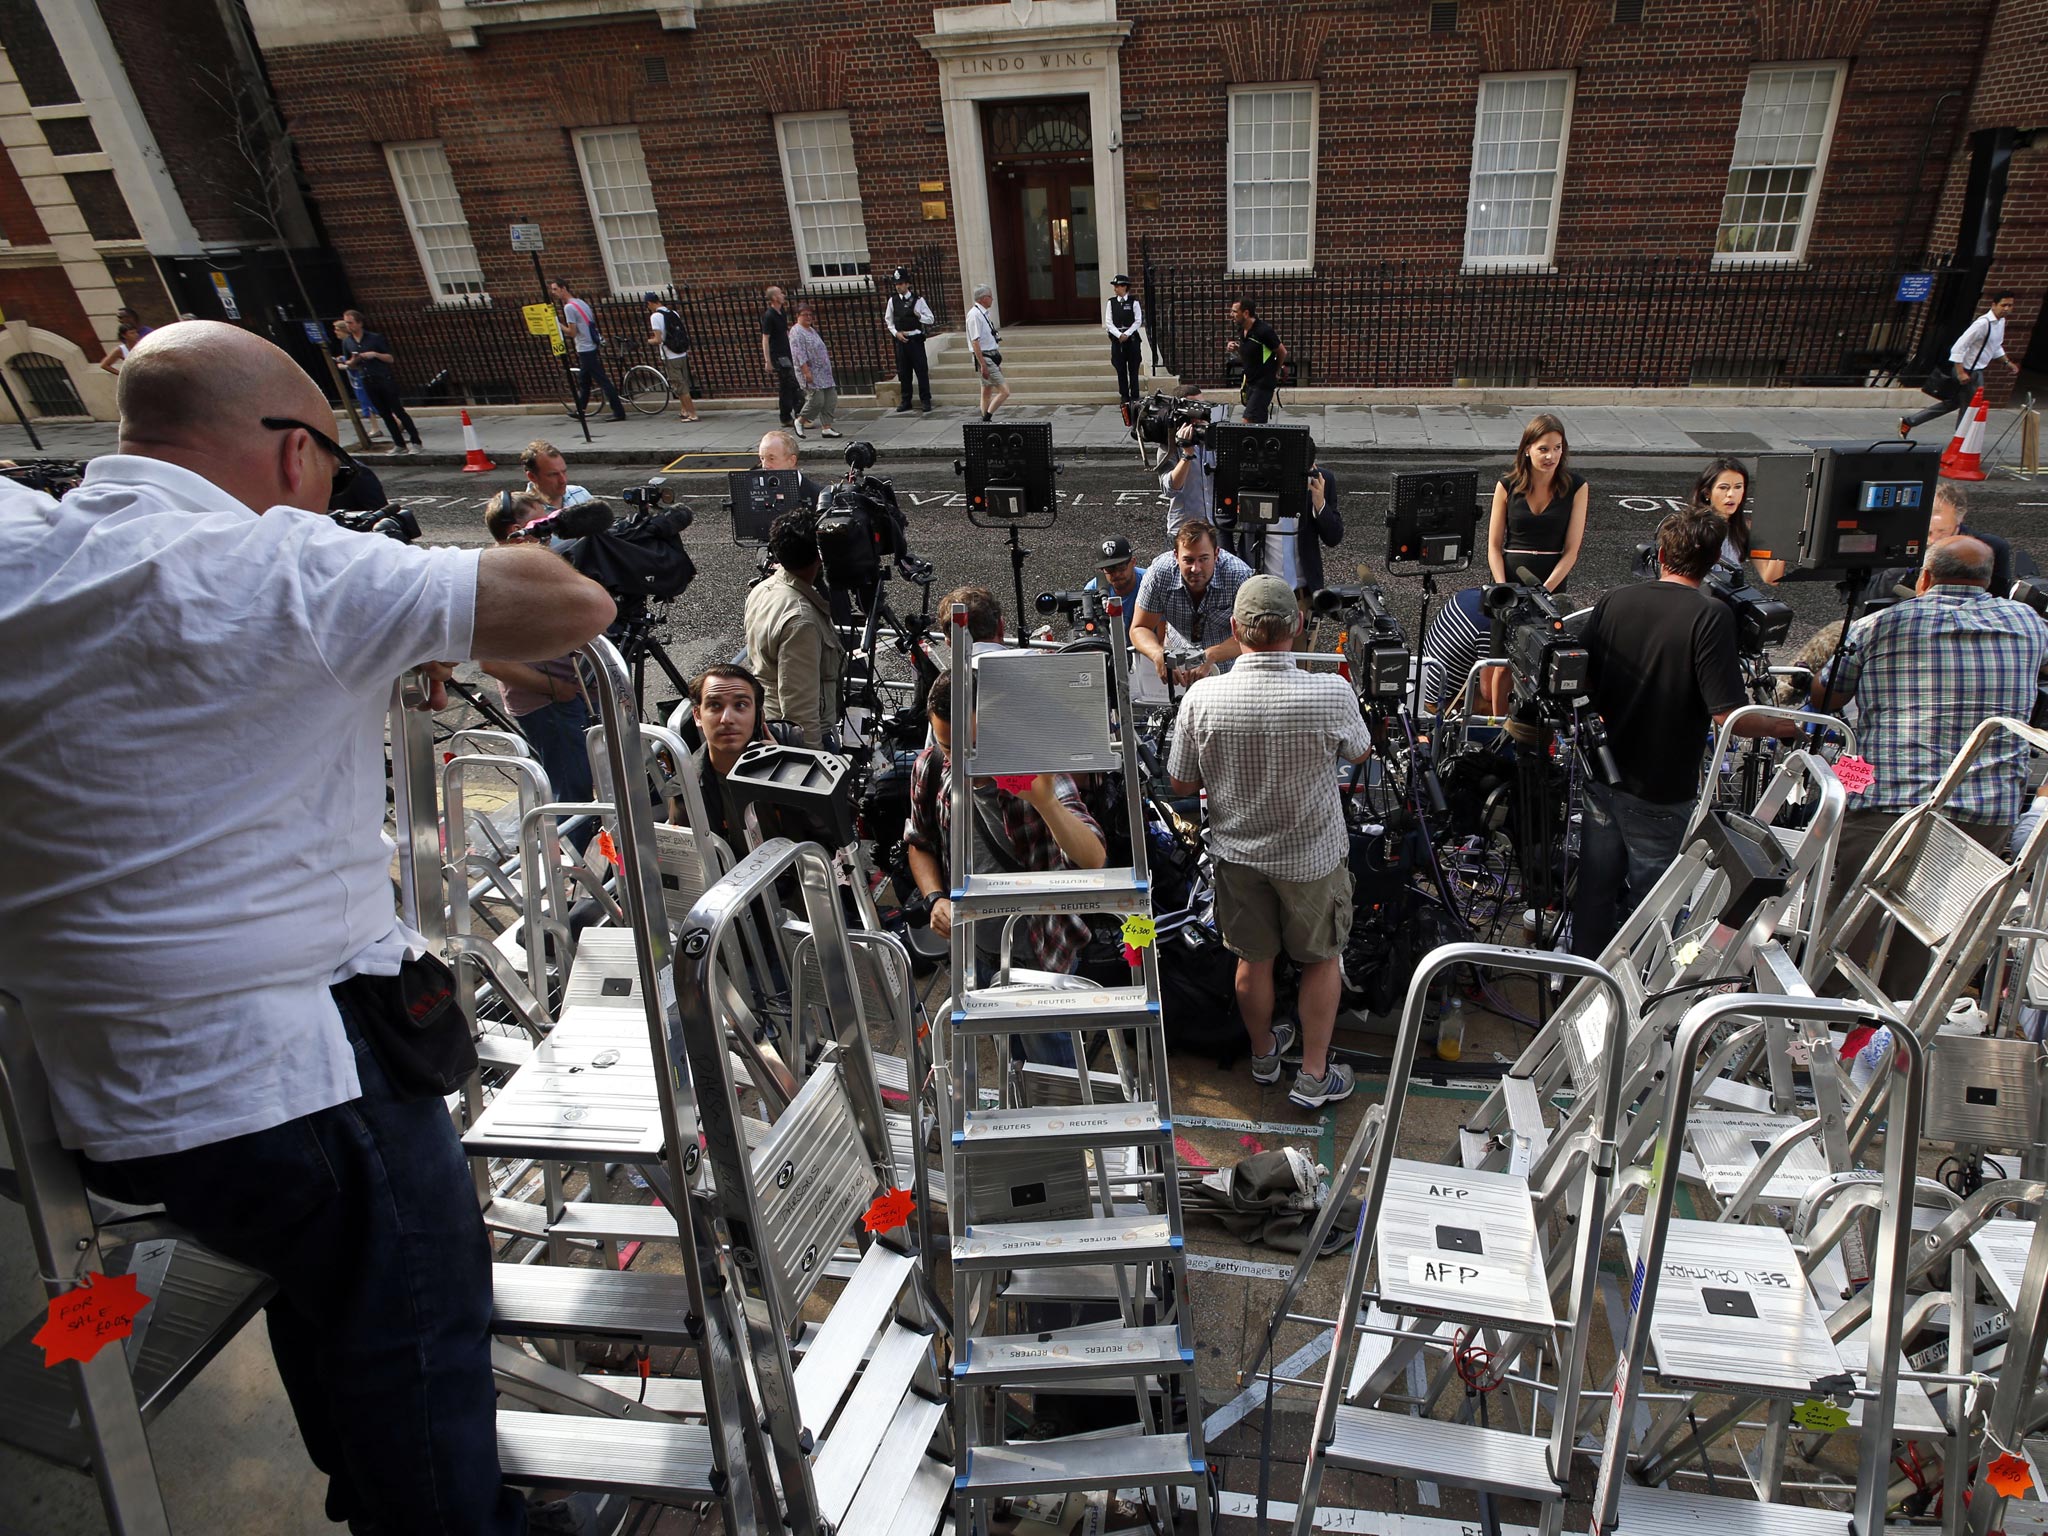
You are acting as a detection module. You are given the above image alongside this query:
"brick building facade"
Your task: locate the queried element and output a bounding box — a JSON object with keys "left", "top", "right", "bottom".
{"left": 235, "top": 0, "right": 2044, "bottom": 393}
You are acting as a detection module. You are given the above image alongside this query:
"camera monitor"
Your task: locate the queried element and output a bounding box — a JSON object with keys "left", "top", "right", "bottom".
{"left": 1213, "top": 422, "right": 1312, "bottom": 529}
{"left": 1387, "top": 469, "right": 1479, "bottom": 568}
{"left": 961, "top": 422, "right": 1057, "bottom": 529}
{"left": 728, "top": 468, "right": 811, "bottom": 548}
{"left": 1748, "top": 441, "right": 1938, "bottom": 580}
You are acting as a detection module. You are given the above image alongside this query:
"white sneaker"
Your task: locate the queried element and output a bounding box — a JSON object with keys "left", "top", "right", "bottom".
{"left": 822, "top": 427, "right": 843, "bottom": 438}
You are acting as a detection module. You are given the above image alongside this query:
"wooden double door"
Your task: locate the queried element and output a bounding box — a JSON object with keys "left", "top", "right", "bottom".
{"left": 983, "top": 98, "right": 1100, "bottom": 325}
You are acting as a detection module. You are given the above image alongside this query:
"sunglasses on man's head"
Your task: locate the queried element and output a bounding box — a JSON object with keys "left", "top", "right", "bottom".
{"left": 261, "top": 416, "right": 360, "bottom": 495}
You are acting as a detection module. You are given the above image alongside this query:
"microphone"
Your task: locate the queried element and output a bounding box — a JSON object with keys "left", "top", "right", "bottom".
{"left": 1514, "top": 564, "right": 1542, "bottom": 587}
{"left": 521, "top": 500, "right": 615, "bottom": 543}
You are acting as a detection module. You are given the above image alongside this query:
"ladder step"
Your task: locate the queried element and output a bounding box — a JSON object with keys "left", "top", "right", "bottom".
{"left": 496, "top": 1409, "right": 716, "bottom": 1501}
{"left": 839, "top": 1398, "right": 950, "bottom": 1536}
{"left": 793, "top": 1243, "right": 916, "bottom": 1436}
{"left": 0, "top": 1240, "right": 270, "bottom": 1468}
{"left": 954, "top": 1214, "right": 1179, "bottom": 1271}
{"left": 1613, "top": 1483, "right": 1849, "bottom": 1536}
{"left": 813, "top": 1321, "right": 939, "bottom": 1522}
{"left": 956, "top": 1431, "right": 1203, "bottom": 1498}
{"left": 1376, "top": 1160, "right": 1555, "bottom": 1331}
{"left": 580, "top": 1371, "right": 705, "bottom": 1418}
{"left": 549, "top": 1201, "right": 679, "bottom": 1244}
{"left": 956, "top": 1323, "right": 1189, "bottom": 1385}
{"left": 953, "top": 867, "right": 1149, "bottom": 918}
{"left": 955, "top": 1101, "right": 1168, "bottom": 1152}
{"left": 1020, "top": 1061, "right": 1130, "bottom": 1105}
{"left": 1325, "top": 1405, "right": 1561, "bottom": 1500}
{"left": 955, "top": 984, "right": 1156, "bottom": 1036}
{"left": 491, "top": 1265, "right": 697, "bottom": 1346}
{"left": 477, "top": 1033, "right": 534, "bottom": 1070}
{"left": 995, "top": 1264, "right": 1127, "bottom": 1303}
{"left": 1498, "top": 1076, "right": 1552, "bottom": 1172}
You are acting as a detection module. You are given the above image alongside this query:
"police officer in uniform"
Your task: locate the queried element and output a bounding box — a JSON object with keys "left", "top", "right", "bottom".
{"left": 1104, "top": 275, "right": 1144, "bottom": 408}
{"left": 884, "top": 267, "right": 936, "bottom": 414}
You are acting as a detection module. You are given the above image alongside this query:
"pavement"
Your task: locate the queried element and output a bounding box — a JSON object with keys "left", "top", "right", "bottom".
{"left": 1, "top": 388, "right": 2035, "bottom": 470}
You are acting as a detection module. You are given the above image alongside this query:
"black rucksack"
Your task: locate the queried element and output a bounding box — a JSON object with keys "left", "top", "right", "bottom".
{"left": 654, "top": 306, "right": 690, "bottom": 353}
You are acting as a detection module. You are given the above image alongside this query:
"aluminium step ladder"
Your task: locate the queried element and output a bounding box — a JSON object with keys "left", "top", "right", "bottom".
{"left": 1591, "top": 992, "right": 1928, "bottom": 1536}
{"left": 1266, "top": 943, "right": 1632, "bottom": 1536}
{"left": 674, "top": 835, "right": 954, "bottom": 1536}
{"left": 938, "top": 599, "right": 1216, "bottom": 1535}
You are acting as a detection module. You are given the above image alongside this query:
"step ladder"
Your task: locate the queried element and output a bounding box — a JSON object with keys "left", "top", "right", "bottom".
{"left": 0, "top": 989, "right": 274, "bottom": 1535}
{"left": 465, "top": 641, "right": 779, "bottom": 1532}
{"left": 673, "top": 834, "right": 954, "bottom": 1535}
{"left": 1265, "top": 942, "right": 1631, "bottom": 1536}
{"left": 1591, "top": 992, "right": 1927, "bottom": 1536}
{"left": 1461, "top": 748, "right": 1845, "bottom": 1191}
{"left": 937, "top": 599, "right": 1215, "bottom": 1535}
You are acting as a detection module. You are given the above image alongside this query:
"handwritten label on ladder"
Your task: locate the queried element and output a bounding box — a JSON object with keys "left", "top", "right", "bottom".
{"left": 1407, "top": 1252, "right": 1517, "bottom": 1301}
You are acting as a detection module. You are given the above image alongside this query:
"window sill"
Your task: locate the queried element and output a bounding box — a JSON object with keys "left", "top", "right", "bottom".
{"left": 441, "top": 0, "right": 696, "bottom": 47}
{"left": 1710, "top": 253, "right": 1808, "bottom": 271}
{"left": 800, "top": 274, "right": 876, "bottom": 294}
{"left": 1226, "top": 264, "right": 1315, "bottom": 277}
{"left": 1460, "top": 261, "right": 1559, "bottom": 276}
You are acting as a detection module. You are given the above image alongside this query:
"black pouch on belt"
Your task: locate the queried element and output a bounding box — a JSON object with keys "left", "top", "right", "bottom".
{"left": 334, "top": 951, "right": 476, "bottom": 1099}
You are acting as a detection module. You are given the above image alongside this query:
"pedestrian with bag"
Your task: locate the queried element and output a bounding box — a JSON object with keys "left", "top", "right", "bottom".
{"left": 760, "top": 284, "right": 804, "bottom": 433}
{"left": 790, "top": 302, "right": 841, "bottom": 438}
{"left": 643, "top": 291, "right": 698, "bottom": 422}
{"left": 547, "top": 276, "right": 627, "bottom": 423}
{"left": 1902, "top": 291, "right": 2017, "bottom": 440}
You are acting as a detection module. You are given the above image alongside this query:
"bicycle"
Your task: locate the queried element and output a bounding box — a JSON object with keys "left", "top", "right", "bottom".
{"left": 558, "top": 360, "right": 671, "bottom": 419}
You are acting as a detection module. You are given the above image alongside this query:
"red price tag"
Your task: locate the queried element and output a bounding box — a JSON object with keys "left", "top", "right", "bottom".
{"left": 862, "top": 1186, "right": 917, "bottom": 1233}
{"left": 597, "top": 829, "right": 621, "bottom": 868}
{"left": 1835, "top": 755, "right": 1876, "bottom": 796}
{"left": 33, "top": 1271, "right": 151, "bottom": 1368}
{"left": 992, "top": 775, "right": 1038, "bottom": 797}
{"left": 1987, "top": 1452, "right": 2034, "bottom": 1498}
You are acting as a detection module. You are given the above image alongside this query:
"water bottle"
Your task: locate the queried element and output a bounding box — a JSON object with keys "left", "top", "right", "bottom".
{"left": 1847, "top": 1025, "right": 1892, "bottom": 1093}
{"left": 1436, "top": 997, "right": 1466, "bottom": 1063}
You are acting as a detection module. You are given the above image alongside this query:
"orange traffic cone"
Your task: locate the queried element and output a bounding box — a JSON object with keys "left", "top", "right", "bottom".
{"left": 458, "top": 410, "right": 496, "bottom": 473}
{"left": 1939, "top": 389, "right": 1988, "bottom": 481}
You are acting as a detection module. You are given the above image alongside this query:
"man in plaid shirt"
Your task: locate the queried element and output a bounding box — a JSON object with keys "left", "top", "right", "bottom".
{"left": 1818, "top": 535, "right": 2048, "bottom": 912}
{"left": 904, "top": 671, "right": 1106, "bottom": 1064}
{"left": 1170, "top": 574, "right": 1372, "bottom": 1108}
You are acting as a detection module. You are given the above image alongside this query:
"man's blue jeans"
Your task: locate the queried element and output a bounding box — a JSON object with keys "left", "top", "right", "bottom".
{"left": 1571, "top": 781, "right": 1690, "bottom": 958}
{"left": 518, "top": 696, "right": 596, "bottom": 855}
{"left": 84, "top": 1000, "right": 522, "bottom": 1536}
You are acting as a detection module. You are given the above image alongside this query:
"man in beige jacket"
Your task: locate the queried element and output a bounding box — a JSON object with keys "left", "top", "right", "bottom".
{"left": 743, "top": 509, "right": 845, "bottom": 745}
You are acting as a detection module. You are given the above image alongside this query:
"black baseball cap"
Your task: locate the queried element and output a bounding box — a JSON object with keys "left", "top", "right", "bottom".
{"left": 642, "top": 291, "right": 661, "bottom": 303}
{"left": 1098, "top": 535, "right": 1135, "bottom": 567}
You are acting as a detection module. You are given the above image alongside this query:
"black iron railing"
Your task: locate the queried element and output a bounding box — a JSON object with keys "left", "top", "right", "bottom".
{"left": 381, "top": 246, "right": 954, "bottom": 408}
{"left": 1140, "top": 244, "right": 1959, "bottom": 391}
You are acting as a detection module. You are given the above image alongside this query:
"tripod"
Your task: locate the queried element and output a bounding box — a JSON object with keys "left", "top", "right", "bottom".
{"left": 610, "top": 600, "right": 693, "bottom": 719}
{"left": 835, "top": 565, "right": 937, "bottom": 754}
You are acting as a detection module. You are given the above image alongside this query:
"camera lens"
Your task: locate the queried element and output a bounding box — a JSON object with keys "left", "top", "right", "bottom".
{"left": 1035, "top": 591, "right": 1060, "bottom": 615}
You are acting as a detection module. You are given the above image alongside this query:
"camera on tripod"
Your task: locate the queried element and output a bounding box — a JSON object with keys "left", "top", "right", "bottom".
{"left": 1312, "top": 581, "right": 1411, "bottom": 701}
{"left": 814, "top": 441, "right": 913, "bottom": 595}
{"left": 1484, "top": 579, "right": 1591, "bottom": 707}
{"left": 329, "top": 504, "right": 421, "bottom": 543}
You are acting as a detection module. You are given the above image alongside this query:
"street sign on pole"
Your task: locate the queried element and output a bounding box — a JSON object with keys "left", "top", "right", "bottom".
{"left": 1895, "top": 272, "right": 1935, "bottom": 303}
{"left": 509, "top": 223, "right": 544, "bottom": 253}
{"left": 211, "top": 271, "right": 240, "bottom": 319}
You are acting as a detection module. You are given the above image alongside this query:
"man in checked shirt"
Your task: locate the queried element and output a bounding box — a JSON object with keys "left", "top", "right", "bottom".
{"left": 1170, "top": 574, "right": 1372, "bottom": 1107}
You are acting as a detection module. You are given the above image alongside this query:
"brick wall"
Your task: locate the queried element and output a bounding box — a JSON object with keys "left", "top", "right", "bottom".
{"left": 255, "top": 0, "right": 2014, "bottom": 385}
{"left": 0, "top": 138, "right": 47, "bottom": 245}
{"left": 0, "top": 264, "right": 99, "bottom": 352}
{"left": 98, "top": 0, "right": 282, "bottom": 246}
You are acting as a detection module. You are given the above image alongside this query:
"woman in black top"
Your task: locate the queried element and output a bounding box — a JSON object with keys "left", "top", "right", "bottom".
{"left": 1487, "top": 412, "right": 1589, "bottom": 593}
{"left": 1687, "top": 455, "right": 1784, "bottom": 583}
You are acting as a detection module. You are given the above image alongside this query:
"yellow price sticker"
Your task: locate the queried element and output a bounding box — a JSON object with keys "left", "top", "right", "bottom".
{"left": 1121, "top": 914, "right": 1156, "bottom": 949}
{"left": 1673, "top": 938, "right": 1703, "bottom": 969}
{"left": 1791, "top": 1398, "right": 1848, "bottom": 1433}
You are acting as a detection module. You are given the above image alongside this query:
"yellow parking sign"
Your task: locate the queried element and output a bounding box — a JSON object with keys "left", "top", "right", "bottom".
{"left": 521, "top": 302, "right": 565, "bottom": 355}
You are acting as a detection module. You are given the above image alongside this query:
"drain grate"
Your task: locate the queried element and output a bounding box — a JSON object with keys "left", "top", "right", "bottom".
{"left": 1687, "top": 431, "right": 1774, "bottom": 453}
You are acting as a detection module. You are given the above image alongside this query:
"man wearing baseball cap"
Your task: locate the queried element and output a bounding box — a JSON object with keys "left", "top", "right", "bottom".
{"left": 1086, "top": 534, "right": 1147, "bottom": 606}
{"left": 1168, "top": 573, "right": 1371, "bottom": 1108}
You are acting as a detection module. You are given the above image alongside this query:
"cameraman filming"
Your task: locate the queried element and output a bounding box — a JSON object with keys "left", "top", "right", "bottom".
{"left": 743, "top": 509, "right": 846, "bottom": 746}
{"left": 1161, "top": 386, "right": 1223, "bottom": 536}
{"left": 1571, "top": 508, "right": 1794, "bottom": 956}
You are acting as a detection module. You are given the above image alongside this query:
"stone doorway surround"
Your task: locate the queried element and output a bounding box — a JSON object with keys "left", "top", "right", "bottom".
{"left": 917, "top": 0, "right": 1133, "bottom": 326}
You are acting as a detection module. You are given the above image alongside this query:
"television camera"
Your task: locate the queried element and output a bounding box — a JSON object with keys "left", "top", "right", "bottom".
{"left": 1483, "top": 576, "right": 1596, "bottom": 718}
{"left": 1130, "top": 390, "right": 1216, "bottom": 464}
{"left": 1311, "top": 582, "right": 1411, "bottom": 702}
{"left": 330, "top": 504, "right": 421, "bottom": 543}
{"left": 1036, "top": 588, "right": 1110, "bottom": 641}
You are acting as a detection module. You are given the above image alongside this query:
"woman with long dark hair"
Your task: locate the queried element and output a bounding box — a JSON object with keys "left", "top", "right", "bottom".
{"left": 1487, "top": 412, "right": 1589, "bottom": 593}
{"left": 1687, "top": 455, "right": 1783, "bottom": 583}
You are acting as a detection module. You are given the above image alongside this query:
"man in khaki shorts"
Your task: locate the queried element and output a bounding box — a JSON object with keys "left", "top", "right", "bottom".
{"left": 1168, "top": 573, "right": 1371, "bottom": 1107}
